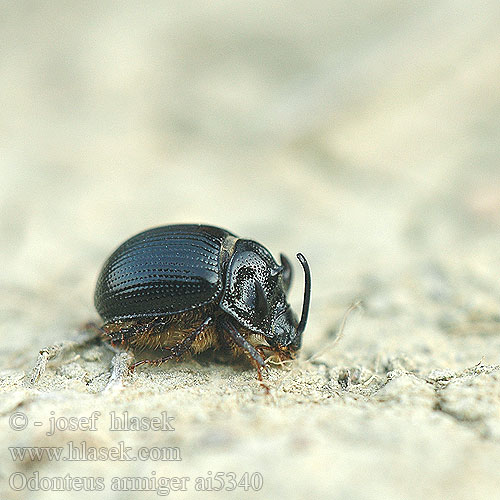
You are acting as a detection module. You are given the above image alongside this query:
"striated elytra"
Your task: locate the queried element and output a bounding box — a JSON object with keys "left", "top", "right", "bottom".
{"left": 94, "top": 224, "right": 311, "bottom": 378}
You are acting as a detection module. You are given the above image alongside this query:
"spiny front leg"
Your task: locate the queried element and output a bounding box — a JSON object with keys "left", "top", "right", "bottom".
{"left": 222, "top": 318, "right": 269, "bottom": 393}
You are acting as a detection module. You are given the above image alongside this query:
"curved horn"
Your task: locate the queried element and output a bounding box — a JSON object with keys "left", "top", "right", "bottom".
{"left": 296, "top": 253, "right": 311, "bottom": 335}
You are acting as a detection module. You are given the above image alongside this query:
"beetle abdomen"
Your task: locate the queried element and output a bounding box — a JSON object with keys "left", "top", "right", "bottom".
{"left": 94, "top": 224, "right": 233, "bottom": 322}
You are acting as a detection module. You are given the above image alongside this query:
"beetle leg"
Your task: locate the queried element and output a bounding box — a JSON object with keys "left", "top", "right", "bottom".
{"left": 29, "top": 326, "right": 101, "bottom": 385}
{"left": 131, "top": 317, "right": 213, "bottom": 370}
{"left": 222, "top": 319, "right": 265, "bottom": 368}
{"left": 221, "top": 319, "right": 270, "bottom": 392}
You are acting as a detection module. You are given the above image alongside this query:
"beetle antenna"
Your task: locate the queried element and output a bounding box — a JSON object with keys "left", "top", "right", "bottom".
{"left": 296, "top": 253, "right": 311, "bottom": 335}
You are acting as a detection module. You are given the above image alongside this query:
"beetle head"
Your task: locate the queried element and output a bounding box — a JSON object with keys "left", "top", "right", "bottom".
{"left": 220, "top": 239, "right": 311, "bottom": 355}
{"left": 265, "top": 252, "right": 310, "bottom": 353}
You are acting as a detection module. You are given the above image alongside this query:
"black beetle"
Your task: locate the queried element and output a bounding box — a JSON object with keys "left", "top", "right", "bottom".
{"left": 94, "top": 224, "right": 311, "bottom": 380}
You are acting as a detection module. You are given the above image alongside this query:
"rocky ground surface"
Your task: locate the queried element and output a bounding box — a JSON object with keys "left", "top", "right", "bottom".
{"left": 1, "top": 2, "right": 500, "bottom": 499}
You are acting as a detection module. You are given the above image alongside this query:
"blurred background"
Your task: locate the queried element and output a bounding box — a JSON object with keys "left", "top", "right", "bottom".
{"left": 1, "top": 2, "right": 500, "bottom": 498}
{"left": 3, "top": 1, "right": 499, "bottom": 345}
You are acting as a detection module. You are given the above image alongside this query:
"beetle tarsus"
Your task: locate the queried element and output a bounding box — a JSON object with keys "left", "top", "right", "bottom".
{"left": 256, "top": 365, "right": 271, "bottom": 394}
